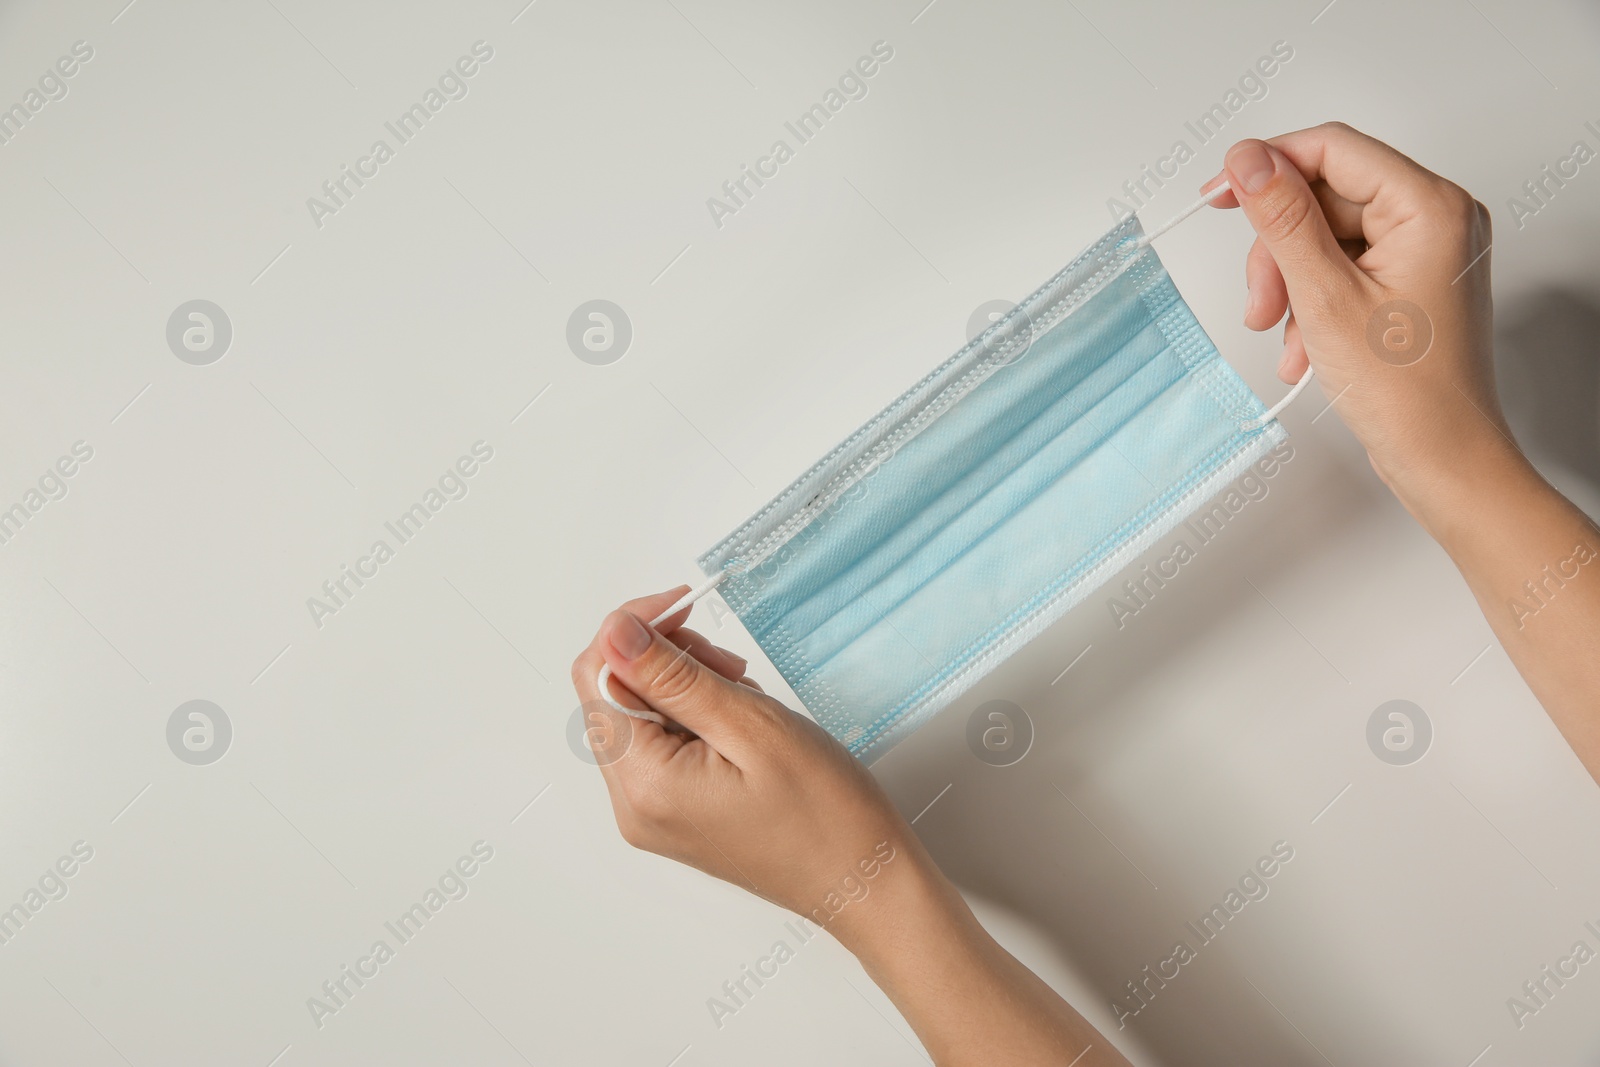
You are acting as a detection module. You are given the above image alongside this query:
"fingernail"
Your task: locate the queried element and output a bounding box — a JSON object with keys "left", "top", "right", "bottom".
{"left": 610, "top": 612, "right": 652, "bottom": 661}
{"left": 1244, "top": 287, "right": 1259, "bottom": 324}
{"left": 1228, "top": 142, "right": 1276, "bottom": 195}
{"left": 722, "top": 649, "right": 748, "bottom": 671}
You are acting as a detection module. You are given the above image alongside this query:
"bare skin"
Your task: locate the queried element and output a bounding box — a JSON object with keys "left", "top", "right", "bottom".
{"left": 1209, "top": 123, "right": 1600, "bottom": 778}
{"left": 572, "top": 123, "right": 1600, "bottom": 1063}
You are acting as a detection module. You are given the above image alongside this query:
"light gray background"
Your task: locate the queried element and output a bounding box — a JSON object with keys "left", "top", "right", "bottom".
{"left": 2, "top": 0, "right": 1598, "bottom": 1064}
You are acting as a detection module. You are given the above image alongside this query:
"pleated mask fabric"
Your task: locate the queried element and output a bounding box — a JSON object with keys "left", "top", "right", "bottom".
{"left": 679, "top": 210, "right": 1290, "bottom": 763}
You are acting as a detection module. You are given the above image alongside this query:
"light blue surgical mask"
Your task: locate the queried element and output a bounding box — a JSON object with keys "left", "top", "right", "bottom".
{"left": 599, "top": 184, "right": 1310, "bottom": 763}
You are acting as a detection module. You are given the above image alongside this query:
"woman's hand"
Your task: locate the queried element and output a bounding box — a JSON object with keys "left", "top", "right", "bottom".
{"left": 1213, "top": 123, "right": 1600, "bottom": 781}
{"left": 571, "top": 588, "right": 1134, "bottom": 1066}
{"left": 1207, "top": 121, "right": 1505, "bottom": 524}
{"left": 569, "top": 587, "right": 926, "bottom": 936}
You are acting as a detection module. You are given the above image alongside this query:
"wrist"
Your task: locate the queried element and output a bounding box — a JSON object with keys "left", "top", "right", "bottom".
{"left": 1378, "top": 425, "right": 1538, "bottom": 549}
{"left": 819, "top": 837, "right": 975, "bottom": 959}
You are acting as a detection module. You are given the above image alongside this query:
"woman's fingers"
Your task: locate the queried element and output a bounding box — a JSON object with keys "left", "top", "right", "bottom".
{"left": 1223, "top": 139, "right": 1368, "bottom": 327}
{"left": 1207, "top": 122, "right": 1426, "bottom": 246}
{"left": 1245, "top": 236, "right": 1289, "bottom": 331}
{"left": 666, "top": 627, "right": 749, "bottom": 682}
{"left": 1265, "top": 122, "right": 1443, "bottom": 246}
{"left": 571, "top": 642, "right": 664, "bottom": 739}
{"left": 616, "top": 586, "right": 696, "bottom": 636}
{"left": 597, "top": 610, "right": 765, "bottom": 759}
{"left": 1309, "top": 180, "right": 1369, "bottom": 242}
{"left": 1280, "top": 312, "right": 1310, "bottom": 383}
{"left": 607, "top": 588, "right": 750, "bottom": 683}
{"left": 1200, "top": 172, "right": 1236, "bottom": 208}
{"left": 570, "top": 591, "right": 760, "bottom": 786}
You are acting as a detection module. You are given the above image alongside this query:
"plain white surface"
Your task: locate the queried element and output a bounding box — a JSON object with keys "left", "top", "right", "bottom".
{"left": 1, "top": 1, "right": 1598, "bottom": 1064}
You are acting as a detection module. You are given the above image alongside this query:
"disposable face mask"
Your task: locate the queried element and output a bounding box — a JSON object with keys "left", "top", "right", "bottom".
{"left": 599, "top": 182, "right": 1314, "bottom": 763}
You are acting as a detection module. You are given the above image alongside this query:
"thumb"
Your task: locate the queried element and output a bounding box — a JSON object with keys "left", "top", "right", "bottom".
{"left": 1224, "top": 139, "right": 1361, "bottom": 318}
{"left": 598, "top": 610, "right": 757, "bottom": 753}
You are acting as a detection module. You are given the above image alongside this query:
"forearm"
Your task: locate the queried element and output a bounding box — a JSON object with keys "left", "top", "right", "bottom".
{"left": 1400, "top": 430, "right": 1600, "bottom": 779}
{"left": 830, "top": 845, "right": 1130, "bottom": 1067}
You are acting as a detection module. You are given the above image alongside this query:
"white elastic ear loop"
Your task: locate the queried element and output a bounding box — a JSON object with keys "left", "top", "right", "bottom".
{"left": 1131, "top": 178, "right": 1317, "bottom": 429}
{"left": 1130, "top": 180, "right": 1234, "bottom": 249}
{"left": 1241, "top": 366, "right": 1316, "bottom": 430}
{"left": 594, "top": 569, "right": 730, "bottom": 725}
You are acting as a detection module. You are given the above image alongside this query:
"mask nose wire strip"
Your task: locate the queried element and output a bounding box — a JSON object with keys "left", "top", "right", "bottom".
{"left": 595, "top": 568, "right": 731, "bottom": 723}
{"left": 1130, "top": 178, "right": 1316, "bottom": 429}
